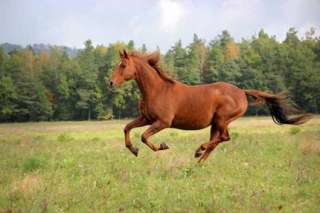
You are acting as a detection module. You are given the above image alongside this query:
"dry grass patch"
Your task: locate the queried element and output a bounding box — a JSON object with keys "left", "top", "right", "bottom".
{"left": 19, "top": 136, "right": 30, "bottom": 148}
{"left": 299, "top": 135, "right": 320, "bottom": 155}
{"left": 11, "top": 173, "right": 43, "bottom": 197}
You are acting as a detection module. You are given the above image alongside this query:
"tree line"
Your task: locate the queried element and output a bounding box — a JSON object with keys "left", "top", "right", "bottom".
{"left": 0, "top": 28, "right": 319, "bottom": 122}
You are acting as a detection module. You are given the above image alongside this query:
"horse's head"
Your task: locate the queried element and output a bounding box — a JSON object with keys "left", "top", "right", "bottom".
{"left": 108, "top": 50, "right": 162, "bottom": 87}
{"left": 108, "top": 50, "right": 137, "bottom": 88}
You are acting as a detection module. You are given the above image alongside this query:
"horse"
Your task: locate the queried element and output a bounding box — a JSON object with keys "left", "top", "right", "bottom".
{"left": 108, "top": 50, "right": 312, "bottom": 163}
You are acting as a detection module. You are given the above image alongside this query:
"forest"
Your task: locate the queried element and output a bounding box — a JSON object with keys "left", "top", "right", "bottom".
{"left": 0, "top": 28, "right": 319, "bottom": 122}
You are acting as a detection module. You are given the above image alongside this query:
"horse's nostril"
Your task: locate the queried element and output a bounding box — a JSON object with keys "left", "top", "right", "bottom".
{"left": 109, "top": 81, "right": 114, "bottom": 87}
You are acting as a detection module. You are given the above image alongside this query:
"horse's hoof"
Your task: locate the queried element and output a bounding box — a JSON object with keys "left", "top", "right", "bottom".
{"left": 194, "top": 151, "right": 202, "bottom": 158}
{"left": 194, "top": 148, "right": 205, "bottom": 158}
{"left": 131, "top": 147, "right": 139, "bottom": 156}
{"left": 159, "top": 143, "right": 169, "bottom": 150}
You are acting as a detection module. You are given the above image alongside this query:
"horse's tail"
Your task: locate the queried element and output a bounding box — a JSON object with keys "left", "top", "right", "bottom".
{"left": 244, "top": 89, "right": 312, "bottom": 125}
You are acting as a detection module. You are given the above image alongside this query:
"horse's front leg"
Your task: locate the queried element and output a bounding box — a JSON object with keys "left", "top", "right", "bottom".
{"left": 124, "top": 116, "right": 149, "bottom": 156}
{"left": 141, "top": 120, "right": 170, "bottom": 151}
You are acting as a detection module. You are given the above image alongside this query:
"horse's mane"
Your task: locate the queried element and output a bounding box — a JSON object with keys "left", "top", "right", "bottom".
{"left": 129, "top": 51, "right": 176, "bottom": 84}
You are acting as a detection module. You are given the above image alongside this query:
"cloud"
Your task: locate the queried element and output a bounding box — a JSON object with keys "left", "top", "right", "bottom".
{"left": 219, "top": 0, "right": 263, "bottom": 25}
{"left": 158, "top": 0, "right": 186, "bottom": 32}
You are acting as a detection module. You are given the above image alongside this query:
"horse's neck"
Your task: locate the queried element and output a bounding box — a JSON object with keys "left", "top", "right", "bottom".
{"left": 134, "top": 61, "right": 166, "bottom": 102}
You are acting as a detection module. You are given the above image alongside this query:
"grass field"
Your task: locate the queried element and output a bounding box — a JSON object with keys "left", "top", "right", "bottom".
{"left": 0, "top": 117, "right": 319, "bottom": 212}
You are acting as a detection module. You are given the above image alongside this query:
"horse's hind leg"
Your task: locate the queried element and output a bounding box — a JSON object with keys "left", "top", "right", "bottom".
{"left": 198, "top": 127, "right": 222, "bottom": 163}
{"left": 141, "top": 120, "right": 170, "bottom": 151}
{"left": 197, "top": 111, "right": 247, "bottom": 162}
{"left": 194, "top": 142, "right": 209, "bottom": 158}
{"left": 196, "top": 103, "right": 247, "bottom": 162}
{"left": 194, "top": 125, "right": 215, "bottom": 158}
{"left": 195, "top": 123, "right": 230, "bottom": 158}
{"left": 221, "top": 128, "right": 230, "bottom": 142}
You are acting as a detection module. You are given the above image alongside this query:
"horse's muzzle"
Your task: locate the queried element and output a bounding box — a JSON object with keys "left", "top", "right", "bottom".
{"left": 109, "top": 80, "right": 114, "bottom": 88}
{"left": 106, "top": 77, "right": 114, "bottom": 88}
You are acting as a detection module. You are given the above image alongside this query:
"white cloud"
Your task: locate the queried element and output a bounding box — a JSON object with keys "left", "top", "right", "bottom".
{"left": 158, "top": 0, "right": 186, "bottom": 32}
{"left": 280, "top": 0, "right": 320, "bottom": 39}
{"left": 215, "top": 0, "right": 265, "bottom": 37}
{"left": 220, "top": 0, "right": 263, "bottom": 24}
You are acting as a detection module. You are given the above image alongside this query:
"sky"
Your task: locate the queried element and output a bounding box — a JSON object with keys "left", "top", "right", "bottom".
{"left": 0, "top": 0, "right": 319, "bottom": 52}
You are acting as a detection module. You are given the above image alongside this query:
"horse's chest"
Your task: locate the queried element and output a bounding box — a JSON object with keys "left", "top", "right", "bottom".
{"left": 139, "top": 100, "right": 157, "bottom": 121}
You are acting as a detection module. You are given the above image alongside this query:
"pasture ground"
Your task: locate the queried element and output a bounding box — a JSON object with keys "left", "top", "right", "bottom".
{"left": 0, "top": 117, "right": 319, "bottom": 212}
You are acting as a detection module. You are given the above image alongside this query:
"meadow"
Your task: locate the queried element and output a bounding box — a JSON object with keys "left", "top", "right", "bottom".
{"left": 0, "top": 117, "right": 319, "bottom": 212}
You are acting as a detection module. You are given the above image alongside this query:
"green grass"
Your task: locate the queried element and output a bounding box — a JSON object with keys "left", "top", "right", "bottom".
{"left": 0, "top": 117, "right": 319, "bottom": 212}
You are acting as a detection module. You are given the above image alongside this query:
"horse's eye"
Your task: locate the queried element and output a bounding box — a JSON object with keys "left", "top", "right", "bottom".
{"left": 120, "top": 63, "right": 126, "bottom": 68}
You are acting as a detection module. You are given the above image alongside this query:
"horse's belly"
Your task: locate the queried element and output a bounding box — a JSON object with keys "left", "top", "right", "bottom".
{"left": 171, "top": 118, "right": 212, "bottom": 130}
{"left": 171, "top": 110, "right": 213, "bottom": 130}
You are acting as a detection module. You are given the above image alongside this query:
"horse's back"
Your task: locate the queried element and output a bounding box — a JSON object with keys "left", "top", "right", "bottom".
{"left": 177, "top": 81, "right": 247, "bottom": 105}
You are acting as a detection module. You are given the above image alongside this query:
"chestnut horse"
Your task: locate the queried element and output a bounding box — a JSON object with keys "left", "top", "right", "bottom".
{"left": 108, "top": 50, "right": 312, "bottom": 162}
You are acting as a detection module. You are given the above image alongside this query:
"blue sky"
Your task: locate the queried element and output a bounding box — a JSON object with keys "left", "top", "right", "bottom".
{"left": 0, "top": 0, "right": 319, "bottom": 52}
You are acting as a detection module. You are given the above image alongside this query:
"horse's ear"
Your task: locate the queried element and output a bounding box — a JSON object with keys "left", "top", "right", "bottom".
{"left": 119, "top": 50, "right": 129, "bottom": 59}
{"left": 147, "top": 51, "right": 160, "bottom": 66}
{"left": 123, "top": 49, "right": 129, "bottom": 59}
{"left": 119, "top": 50, "right": 124, "bottom": 58}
